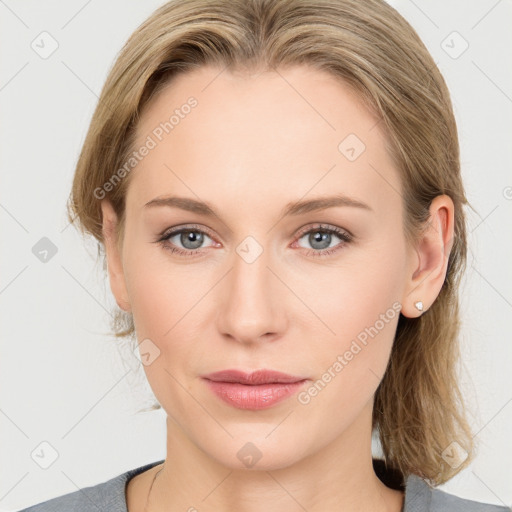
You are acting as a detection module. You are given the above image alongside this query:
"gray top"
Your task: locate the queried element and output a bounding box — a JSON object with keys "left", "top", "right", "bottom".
{"left": 16, "top": 459, "right": 509, "bottom": 511}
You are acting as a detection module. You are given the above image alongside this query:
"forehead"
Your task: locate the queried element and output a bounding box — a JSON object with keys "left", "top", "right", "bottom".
{"left": 127, "top": 65, "right": 401, "bottom": 215}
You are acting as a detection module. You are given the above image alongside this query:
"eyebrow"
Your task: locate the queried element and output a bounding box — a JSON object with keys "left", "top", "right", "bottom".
{"left": 144, "top": 194, "right": 373, "bottom": 218}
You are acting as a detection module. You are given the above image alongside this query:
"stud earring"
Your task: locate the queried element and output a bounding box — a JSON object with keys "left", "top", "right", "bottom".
{"left": 414, "top": 301, "right": 424, "bottom": 312}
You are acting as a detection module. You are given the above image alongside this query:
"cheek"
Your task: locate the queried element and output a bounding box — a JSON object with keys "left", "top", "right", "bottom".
{"left": 300, "top": 238, "right": 406, "bottom": 400}
{"left": 122, "top": 243, "right": 206, "bottom": 415}
{"left": 125, "top": 262, "right": 173, "bottom": 338}
{"left": 123, "top": 234, "right": 190, "bottom": 335}
{"left": 122, "top": 238, "right": 213, "bottom": 369}
{"left": 308, "top": 237, "right": 405, "bottom": 342}
{"left": 295, "top": 289, "right": 401, "bottom": 438}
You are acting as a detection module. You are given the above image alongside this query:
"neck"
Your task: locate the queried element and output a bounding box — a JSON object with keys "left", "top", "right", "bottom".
{"left": 141, "top": 400, "right": 404, "bottom": 512}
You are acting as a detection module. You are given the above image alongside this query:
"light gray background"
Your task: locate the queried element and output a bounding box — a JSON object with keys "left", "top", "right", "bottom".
{"left": 1, "top": 0, "right": 511, "bottom": 510}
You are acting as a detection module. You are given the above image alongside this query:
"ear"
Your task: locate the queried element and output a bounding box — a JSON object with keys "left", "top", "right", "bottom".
{"left": 401, "top": 194, "right": 455, "bottom": 318}
{"left": 100, "top": 199, "right": 131, "bottom": 312}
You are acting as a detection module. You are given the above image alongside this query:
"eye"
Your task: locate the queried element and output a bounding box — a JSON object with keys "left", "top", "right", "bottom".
{"left": 154, "top": 223, "right": 353, "bottom": 258}
{"left": 294, "top": 224, "right": 353, "bottom": 257}
{"left": 156, "top": 224, "right": 217, "bottom": 257}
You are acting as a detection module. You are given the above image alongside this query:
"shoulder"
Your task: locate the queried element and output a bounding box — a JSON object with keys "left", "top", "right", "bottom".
{"left": 404, "top": 473, "right": 510, "bottom": 512}
{"left": 15, "top": 460, "right": 164, "bottom": 512}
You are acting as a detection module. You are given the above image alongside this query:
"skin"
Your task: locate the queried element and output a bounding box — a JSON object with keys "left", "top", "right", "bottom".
{"left": 101, "top": 65, "right": 454, "bottom": 512}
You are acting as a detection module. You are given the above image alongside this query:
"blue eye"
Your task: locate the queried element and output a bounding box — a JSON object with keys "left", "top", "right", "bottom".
{"left": 294, "top": 224, "right": 352, "bottom": 257}
{"left": 157, "top": 224, "right": 216, "bottom": 257}
{"left": 155, "top": 223, "right": 352, "bottom": 258}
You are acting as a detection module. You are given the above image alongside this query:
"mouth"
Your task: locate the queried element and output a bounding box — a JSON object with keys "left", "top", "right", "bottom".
{"left": 201, "top": 369, "right": 309, "bottom": 410}
{"left": 202, "top": 368, "right": 308, "bottom": 385}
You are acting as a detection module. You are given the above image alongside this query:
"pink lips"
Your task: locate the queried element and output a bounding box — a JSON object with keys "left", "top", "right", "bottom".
{"left": 201, "top": 369, "right": 308, "bottom": 410}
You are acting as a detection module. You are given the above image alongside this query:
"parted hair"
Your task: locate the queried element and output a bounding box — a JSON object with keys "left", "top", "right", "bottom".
{"left": 66, "top": 0, "right": 474, "bottom": 486}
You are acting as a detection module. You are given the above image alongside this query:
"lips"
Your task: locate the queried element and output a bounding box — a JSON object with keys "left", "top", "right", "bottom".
{"left": 201, "top": 369, "right": 309, "bottom": 410}
{"left": 201, "top": 369, "right": 307, "bottom": 385}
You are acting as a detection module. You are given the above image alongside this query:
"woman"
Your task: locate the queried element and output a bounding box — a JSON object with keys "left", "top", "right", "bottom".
{"left": 17, "top": 0, "right": 509, "bottom": 511}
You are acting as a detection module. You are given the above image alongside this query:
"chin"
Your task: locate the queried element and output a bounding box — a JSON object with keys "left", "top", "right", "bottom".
{"left": 200, "top": 431, "right": 311, "bottom": 471}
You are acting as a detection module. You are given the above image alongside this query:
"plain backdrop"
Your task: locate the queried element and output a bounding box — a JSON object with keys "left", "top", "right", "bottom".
{"left": 1, "top": 0, "right": 511, "bottom": 510}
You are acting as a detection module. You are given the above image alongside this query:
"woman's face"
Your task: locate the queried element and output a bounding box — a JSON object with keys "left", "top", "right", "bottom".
{"left": 103, "top": 65, "right": 418, "bottom": 469}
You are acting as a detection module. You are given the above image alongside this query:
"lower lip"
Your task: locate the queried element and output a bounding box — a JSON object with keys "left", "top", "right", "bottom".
{"left": 203, "top": 379, "right": 308, "bottom": 410}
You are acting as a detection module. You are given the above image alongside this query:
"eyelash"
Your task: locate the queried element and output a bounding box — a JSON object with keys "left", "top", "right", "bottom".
{"left": 155, "top": 223, "right": 353, "bottom": 259}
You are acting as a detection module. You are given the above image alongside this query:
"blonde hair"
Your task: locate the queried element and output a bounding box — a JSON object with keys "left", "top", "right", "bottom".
{"left": 67, "top": 0, "right": 474, "bottom": 486}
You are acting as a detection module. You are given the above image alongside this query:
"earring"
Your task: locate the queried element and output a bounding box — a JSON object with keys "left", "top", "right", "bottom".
{"left": 414, "top": 301, "right": 424, "bottom": 312}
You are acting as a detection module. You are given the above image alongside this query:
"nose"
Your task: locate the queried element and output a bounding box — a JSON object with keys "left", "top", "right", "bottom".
{"left": 216, "top": 239, "right": 288, "bottom": 345}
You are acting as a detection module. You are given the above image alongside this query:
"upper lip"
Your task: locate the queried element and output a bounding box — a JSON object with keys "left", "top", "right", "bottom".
{"left": 202, "top": 369, "right": 307, "bottom": 385}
